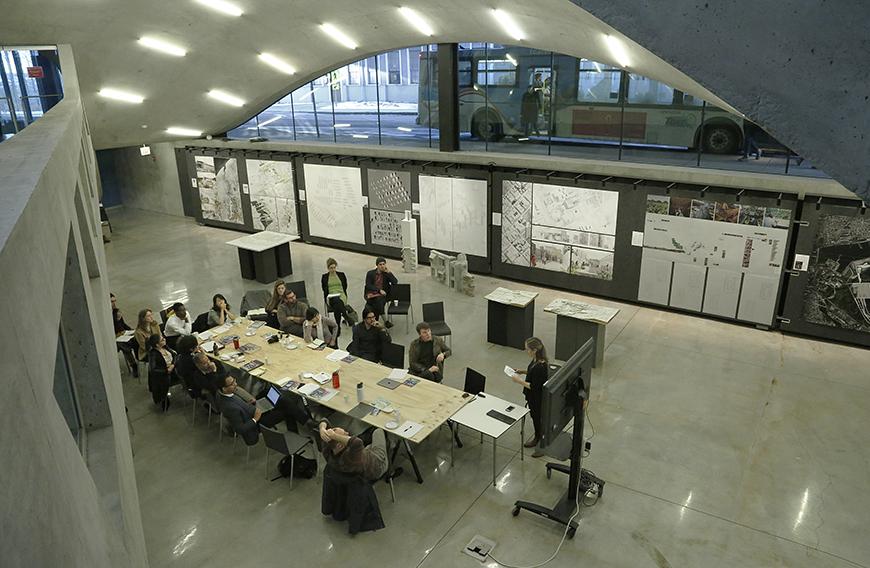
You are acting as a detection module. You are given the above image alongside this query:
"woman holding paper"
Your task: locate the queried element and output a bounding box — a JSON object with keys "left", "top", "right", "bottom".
{"left": 510, "top": 337, "right": 549, "bottom": 451}
{"left": 303, "top": 307, "right": 338, "bottom": 348}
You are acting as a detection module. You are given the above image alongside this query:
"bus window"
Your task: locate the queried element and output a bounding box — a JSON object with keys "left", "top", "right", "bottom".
{"left": 458, "top": 57, "right": 472, "bottom": 87}
{"left": 576, "top": 59, "right": 620, "bottom": 103}
{"left": 477, "top": 58, "right": 517, "bottom": 86}
{"left": 626, "top": 73, "right": 676, "bottom": 105}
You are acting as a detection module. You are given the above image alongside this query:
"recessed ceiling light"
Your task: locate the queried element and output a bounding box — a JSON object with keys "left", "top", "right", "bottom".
{"left": 98, "top": 88, "right": 144, "bottom": 103}
{"left": 398, "top": 7, "right": 434, "bottom": 36}
{"left": 321, "top": 23, "right": 358, "bottom": 49}
{"left": 193, "top": 0, "right": 243, "bottom": 17}
{"left": 603, "top": 34, "right": 630, "bottom": 67}
{"left": 258, "top": 53, "right": 296, "bottom": 75}
{"left": 166, "top": 127, "right": 202, "bottom": 137}
{"left": 138, "top": 36, "right": 187, "bottom": 57}
{"left": 492, "top": 9, "right": 524, "bottom": 41}
{"left": 207, "top": 89, "right": 245, "bottom": 107}
{"left": 397, "top": 126, "right": 413, "bottom": 132}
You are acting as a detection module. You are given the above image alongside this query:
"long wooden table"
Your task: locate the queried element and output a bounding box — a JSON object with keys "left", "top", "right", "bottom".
{"left": 206, "top": 320, "right": 470, "bottom": 448}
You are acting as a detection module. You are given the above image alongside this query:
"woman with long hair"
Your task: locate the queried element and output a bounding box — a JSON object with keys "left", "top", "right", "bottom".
{"left": 134, "top": 308, "right": 162, "bottom": 361}
{"left": 208, "top": 293, "right": 237, "bottom": 327}
{"left": 265, "top": 280, "right": 286, "bottom": 328}
{"left": 147, "top": 333, "right": 176, "bottom": 411}
{"left": 510, "top": 337, "right": 549, "bottom": 451}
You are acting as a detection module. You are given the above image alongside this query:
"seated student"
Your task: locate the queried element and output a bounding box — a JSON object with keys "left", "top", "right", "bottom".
{"left": 163, "top": 302, "right": 192, "bottom": 348}
{"left": 146, "top": 334, "right": 176, "bottom": 411}
{"left": 134, "top": 308, "right": 162, "bottom": 361}
{"left": 408, "top": 322, "right": 451, "bottom": 382}
{"left": 111, "top": 293, "right": 138, "bottom": 376}
{"left": 363, "top": 257, "right": 398, "bottom": 328}
{"left": 319, "top": 419, "right": 389, "bottom": 481}
{"left": 265, "top": 280, "right": 286, "bottom": 329}
{"left": 277, "top": 289, "right": 308, "bottom": 336}
{"left": 192, "top": 352, "right": 256, "bottom": 401}
{"left": 207, "top": 293, "right": 237, "bottom": 327}
{"left": 349, "top": 307, "right": 391, "bottom": 363}
{"left": 174, "top": 335, "right": 202, "bottom": 397}
{"left": 214, "top": 374, "right": 313, "bottom": 445}
{"left": 321, "top": 258, "right": 352, "bottom": 332}
{"left": 303, "top": 307, "right": 339, "bottom": 348}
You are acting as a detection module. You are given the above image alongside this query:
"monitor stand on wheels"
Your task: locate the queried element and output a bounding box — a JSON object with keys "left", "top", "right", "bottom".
{"left": 512, "top": 385, "right": 602, "bottom": 539}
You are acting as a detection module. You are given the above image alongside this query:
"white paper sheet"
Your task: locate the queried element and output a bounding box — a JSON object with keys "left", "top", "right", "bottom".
{"left": 503, "top": 365, "right": 516, "bottom": 377}
{"left": 388, "top": 369, "right": 406, "bottom": 380}
{"left": 396, "top": 421, "right": 424, "bottom": 438}
{"left": 303, "top": 164, "right": 365, "bottom": 244}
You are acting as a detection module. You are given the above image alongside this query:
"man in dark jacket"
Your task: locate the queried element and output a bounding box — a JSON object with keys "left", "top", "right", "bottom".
{"left": 408, "top": 322, "right": 451, "bottom": 382}
{"left": 349, "top": 307, "right": 391, "bottom": 363}
{"left": 213, "top": 372, "right": 313, "bottom": 445}
{"left": 363, "top": 257, "right": 398, "bottom": 327}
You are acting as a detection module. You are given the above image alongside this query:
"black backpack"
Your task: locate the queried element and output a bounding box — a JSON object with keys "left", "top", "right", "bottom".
{"left": 277, "top": 455, "right": 317, "bottom": 479}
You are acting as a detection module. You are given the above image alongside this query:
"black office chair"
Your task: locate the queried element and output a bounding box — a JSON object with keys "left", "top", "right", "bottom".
{"left": 240, "top": 288, "right": 272, "bottom": 317}
{"left": 191, "top": 312, "right": 211, "bottom": 333}
{"left": 386, "top": 283, "right": 413, "bottom": 332}
{"left": 422, "top": 302, "right": 452, "bottom": 348}
{"left": 158, "top": 307, "right": 171, "bottom": 324}
{"left": 381, "top": 342, "right": 405, "bottom": 369}
{"left": 285, "top": 280, "right": 309, "bottom": 305}
{"left": 463, "top": 368, "right": 486, "bottom": 395}
{"left": 260, "top": 425, "right": 313, "bottom": 489}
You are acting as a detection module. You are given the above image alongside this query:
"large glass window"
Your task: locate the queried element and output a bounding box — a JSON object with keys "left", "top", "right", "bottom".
{"left": 0, "top": 46, "right": 63, "bottom": 142}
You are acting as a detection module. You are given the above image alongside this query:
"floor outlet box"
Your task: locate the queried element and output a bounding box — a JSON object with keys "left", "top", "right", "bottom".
{"left": 463, "top": 535, "right": 496, "bottom": 562}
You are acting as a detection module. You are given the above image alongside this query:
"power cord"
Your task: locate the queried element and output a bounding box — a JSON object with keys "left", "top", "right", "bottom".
{"left": 486, "top": 469, "right": 599, "bottom": 568}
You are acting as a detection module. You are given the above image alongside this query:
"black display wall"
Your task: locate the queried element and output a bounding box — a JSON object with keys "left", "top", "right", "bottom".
{"left": 779, "top": 196, "right": 870, "bottom": 347}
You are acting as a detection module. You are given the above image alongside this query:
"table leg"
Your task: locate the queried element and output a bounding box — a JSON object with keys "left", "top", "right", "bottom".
{"left": 492, "top": 436, "right": 496, "bottom": 487}
{"left": 520, "top": 415, "right": 525, "bottom": 461}
{"left": 403, "top": 440, "right": 424, "bottom": 484}
{"left": 450, "top": 425, "right": 455, "bottom": 467}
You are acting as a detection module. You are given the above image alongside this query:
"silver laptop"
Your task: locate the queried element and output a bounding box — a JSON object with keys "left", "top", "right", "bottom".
{"left": 256, "top": 386, "right": 281, "bottom": 412}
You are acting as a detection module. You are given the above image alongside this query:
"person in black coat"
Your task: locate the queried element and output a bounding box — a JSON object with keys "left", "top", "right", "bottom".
{"left": 509, "top": 337, "right": 550, "bottom": 453}
{"left": 147, "top": 333, "right": 177, "bottom": 411}
{"left": 363, "top": 257, "right": 398, "bottom": 327}
{"left": 349, "top": 307, "right": 391, "bottom": 363}
{"left": 321, "top": 257, "right": 353, "bottom": 337}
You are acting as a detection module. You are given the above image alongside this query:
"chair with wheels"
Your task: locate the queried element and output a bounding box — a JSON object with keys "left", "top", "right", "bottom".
{"left": 421, "top": 302, "right": 452, "bottom": 348}
{"left": 386, "top": 283, "right": 413, "bottom": 332}
{"left": 260, "top": 425, "right": 313, "bottom": 489}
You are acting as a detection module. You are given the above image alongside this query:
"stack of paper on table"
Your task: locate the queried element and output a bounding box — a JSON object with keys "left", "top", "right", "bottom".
{"left": 115, "top": 330, "right": 135, "bottom": 343}
{"left": 326, "top": 350, "right": 350, "bottom": 362}
{"left": 246, "top": 308, "right": 267, "bottom": 316}
{"left": 195, "top": 330, "right": 214, "bottom": 341}
{"left": 388, "top": 369, "right": 406, "bottom": 380}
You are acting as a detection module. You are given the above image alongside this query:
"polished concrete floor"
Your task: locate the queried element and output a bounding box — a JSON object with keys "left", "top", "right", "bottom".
{"left": 105, "top": 207, "right": 870, "bottom": 568}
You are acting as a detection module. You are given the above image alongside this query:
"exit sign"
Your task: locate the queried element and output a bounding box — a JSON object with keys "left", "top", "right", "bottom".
{"left": 27, "top": 66, "right": 44, "bottom": 78}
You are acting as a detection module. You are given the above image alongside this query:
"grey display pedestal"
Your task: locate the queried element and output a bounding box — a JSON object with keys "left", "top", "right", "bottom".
{"left": 485, "top": 288, "right": 539, "bottom": 350}
{"left": 226, "top": 231, "right": 298, "bottom": 284}
{"left": 544, "top": 299, "right": 619, "bottom": 367}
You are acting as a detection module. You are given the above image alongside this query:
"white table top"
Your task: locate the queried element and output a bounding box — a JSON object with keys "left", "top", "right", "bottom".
{"left": 544, "top": 298, "right": 619, "bottom": 325}
{"left": 226, "top": 231, "right": 299, "bottom": 252}
{"left": 449, "top": 391, "right": 529, "bottom": 438}
{"left": 484, "top": 287, "right": 539, "bottom": 307}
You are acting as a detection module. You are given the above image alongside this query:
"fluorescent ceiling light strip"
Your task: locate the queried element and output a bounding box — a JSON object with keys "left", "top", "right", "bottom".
{"left": 397, "top": 126, "right": 413, "bottom": 132}
{"left": 398, "top": 7, "right": 434, "bottom": 36}
{"left": 194, "top": 0, "right": 243, "bottom": 17}
{"left": 138, "top": 36, "right": 187, "bottom": 56}
{"left": 352, "top": 134, "right": 369, "bottom": 139}
{"left": 321, "top": 23, "right": 358, "bottom": 49}
{"left": 333, "top": 123, "right": 351, "bottom": 128}
{"left": 166, "top": 127, "right": 202, "bottom": 136}
{"left": 98, "top": 88, "right": 144, "bottom": 103}
{"left": 603, "top": 34, "right": 630, "bottom": 67}
{"left": 258, "top": 53, "right": 296, "bottom": 75}
{"left": 492, "top": 9, "right": 524, "bottom": 41}
{"left": 207, "top": 89, "right": 245, "bottom": 106}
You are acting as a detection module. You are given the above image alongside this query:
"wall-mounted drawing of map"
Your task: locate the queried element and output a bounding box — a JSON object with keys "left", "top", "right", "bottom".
{"left": 246, "top": 159, "right": 298, "bottom": 235}
{"left": 303, "top": 164, "right": 365, "bottom": 245}
{"left": 367, "top": 169, "right": 412, "bottom": 212}
{"left": 369, "top": 209, "right": 404, "bottom": 248}
{"left": 196, "top": 156, "right": 244, "bottom": 225}
{"left": 419, "top": 175, "right": 487, "bottom": 257}
{"left": 532, "top": 183, "right": 618, "bottom": 235}
{"left": 501, "top": 180, "right": 532, "bottom": 266}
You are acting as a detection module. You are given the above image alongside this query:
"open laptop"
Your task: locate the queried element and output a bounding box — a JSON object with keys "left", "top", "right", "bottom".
{"left": 256, "top": 386, "right": 281, "bottom": 412}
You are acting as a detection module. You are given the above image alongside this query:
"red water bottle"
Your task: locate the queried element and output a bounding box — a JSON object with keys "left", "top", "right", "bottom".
{"left": 331, "top": 370, "right": 340, "bottom": 389}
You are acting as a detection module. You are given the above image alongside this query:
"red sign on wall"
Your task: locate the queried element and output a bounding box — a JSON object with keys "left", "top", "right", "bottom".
{"left": 27, "top": 66, "right": 44, "bottom": 79}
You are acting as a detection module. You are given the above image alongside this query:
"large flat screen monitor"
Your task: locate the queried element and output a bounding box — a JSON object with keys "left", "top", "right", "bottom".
{"left": 539, "top": 338, "right": 594, "bottom": 447}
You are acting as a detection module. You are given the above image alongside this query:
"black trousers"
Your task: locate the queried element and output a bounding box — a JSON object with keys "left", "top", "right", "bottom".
{"left": 526, "top": 394, "right": 542, "bottom": 439}
{"left": 367, "top": 295, "right": 387, "bottom": 319}
{"left": 261, "top": 393, "right": 311, "bottom": 433}
{"left": 328, "top": 297, "right": 349, "bottom": 338}
{"left": 412, "top": 368, "right": 442, "bottom": 383}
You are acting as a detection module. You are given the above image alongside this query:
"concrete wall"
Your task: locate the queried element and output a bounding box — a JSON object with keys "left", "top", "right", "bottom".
{"left": 0, "top": 46, "right": 147, "bottom": 568}
{"left": 570, "top": 0, "right": 870, "bottom": 201}
{"left": 98, "top": 142, "right": 183, "bottom": 216}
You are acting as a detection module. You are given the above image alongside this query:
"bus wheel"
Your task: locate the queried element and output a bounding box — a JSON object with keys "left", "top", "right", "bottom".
{"left": 471, "top": 112, "right": 504, "bottom": 142}
{"left": 701, "top": 125, "right": 739, "bottom": 154}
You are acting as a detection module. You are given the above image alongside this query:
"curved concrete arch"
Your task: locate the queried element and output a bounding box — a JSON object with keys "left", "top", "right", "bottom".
{"left": 571, "top": 0, "right": 870, "bottom": 199}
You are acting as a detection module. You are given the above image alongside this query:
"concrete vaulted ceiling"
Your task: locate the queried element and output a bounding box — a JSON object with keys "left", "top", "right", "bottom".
{"left": 1, "top": 0, "right": 739, "bottom": 150}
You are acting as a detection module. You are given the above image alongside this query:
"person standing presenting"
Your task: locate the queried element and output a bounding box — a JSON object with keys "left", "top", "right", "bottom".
{"left": 509, "top": 337, "right": 550, "bottom": 455}
{"left": 364, "top": 257, "right": 398, "bottom": 328}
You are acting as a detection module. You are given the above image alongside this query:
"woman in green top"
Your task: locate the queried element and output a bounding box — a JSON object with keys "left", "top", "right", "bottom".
{"left": 321, "top": 258, "right": 353, "bottom": 337}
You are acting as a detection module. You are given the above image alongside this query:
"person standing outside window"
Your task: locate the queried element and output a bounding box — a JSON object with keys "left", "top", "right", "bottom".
{"left": 364, "top": 257, "right": 398, "bottom": 328}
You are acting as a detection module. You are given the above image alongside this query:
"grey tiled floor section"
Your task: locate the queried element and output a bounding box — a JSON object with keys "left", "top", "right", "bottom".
{"left": 105, "top": 208, "right": 870, "bottom": 568}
